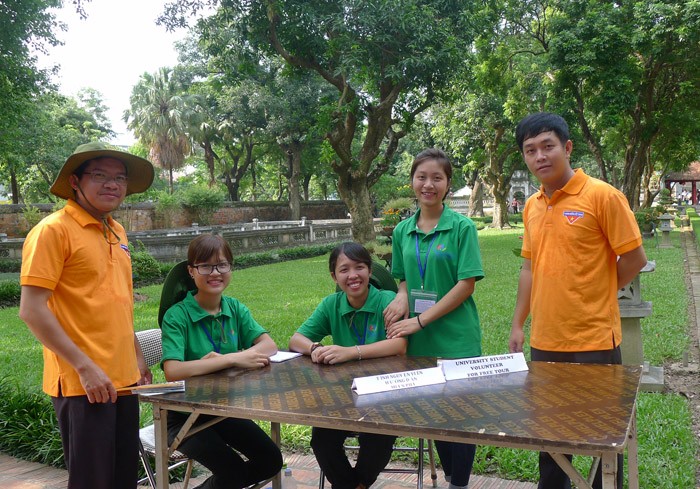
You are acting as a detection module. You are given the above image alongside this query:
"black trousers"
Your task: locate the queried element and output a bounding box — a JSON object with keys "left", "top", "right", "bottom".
{"left": 52, "top": 393, "right": 140, "bottom": 489}
{"left": 530, "top": 346, "right": 624, "bottom": 489}
{"left": 168, "top": 412, "right": 282, "bottom": 489}
{"left": 311, "top": 427, "right": 397, "bottom": 489}
{"left": 434, "top": 440, "right": 476, "bottom": 487}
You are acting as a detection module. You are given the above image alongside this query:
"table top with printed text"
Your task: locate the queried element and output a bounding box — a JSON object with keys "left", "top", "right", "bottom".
{"left": 142, "top": 355, "right": 641, "bottom": 453}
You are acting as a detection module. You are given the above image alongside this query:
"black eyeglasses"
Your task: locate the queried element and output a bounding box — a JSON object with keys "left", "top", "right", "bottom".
{"left": 83, "top": 171, "right": 128, "bottom": 186}
{"left": 191, "top": 262, "right": 232, "bottom": 275}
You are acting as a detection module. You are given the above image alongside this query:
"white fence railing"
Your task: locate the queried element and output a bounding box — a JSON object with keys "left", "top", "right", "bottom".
{"left": 0, "top": 221, "right": 356, "bottom": 262}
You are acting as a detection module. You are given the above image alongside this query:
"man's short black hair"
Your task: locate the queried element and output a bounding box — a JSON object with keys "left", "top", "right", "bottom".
{"left": 515, "top": 112, "right": 570, "bottom": 152}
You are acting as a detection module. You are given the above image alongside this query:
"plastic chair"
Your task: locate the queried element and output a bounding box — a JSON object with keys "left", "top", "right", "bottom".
{"left": 136, "top": 328, "right": 194, "bottom": 489}
{"left": 318, "top": 438, "right": 438, "bottom": 489}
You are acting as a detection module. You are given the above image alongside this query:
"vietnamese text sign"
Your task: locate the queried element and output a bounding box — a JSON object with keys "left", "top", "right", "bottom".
{"left": 352, "top": 367, "right": 445, "bottom": 395}
{"left": 440, "top": 353, "right": 528, "bottom": 381}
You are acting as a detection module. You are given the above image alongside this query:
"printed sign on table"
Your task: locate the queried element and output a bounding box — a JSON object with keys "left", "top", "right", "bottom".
{"left": 440, "top": 352, "right": 528, "bottom": 381}
{"left": 352, "top": 367, "right": 445, "bottom": 395}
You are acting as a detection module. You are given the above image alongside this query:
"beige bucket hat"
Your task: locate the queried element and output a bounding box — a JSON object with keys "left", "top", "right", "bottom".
{"left": 50, "top": 141, "right": 155, "bottom": 199}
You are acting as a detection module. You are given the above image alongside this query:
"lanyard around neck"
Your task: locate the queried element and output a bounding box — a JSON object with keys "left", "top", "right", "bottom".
{"left": 415, "top": 232, "right": 439, "bottom": 289}
{"left": 199, "top": 317, "right": 227, "bottom": 353}
{"left": 349, "top": 312, "right": 369, "bottom": 345}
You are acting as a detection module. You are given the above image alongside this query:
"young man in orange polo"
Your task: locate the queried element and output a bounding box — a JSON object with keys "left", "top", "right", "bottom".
{"left": 19, "top": 142, "right": 155, "bottom": 489}
{"left": 509, "top": 113, "right": 647, "bottom": 489}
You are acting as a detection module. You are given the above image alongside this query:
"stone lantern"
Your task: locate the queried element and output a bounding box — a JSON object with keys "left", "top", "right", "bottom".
{"left": 618, "top": 260, "right": 662, "bottom": 391}
{"left": 657, "top": 213, "right": 674, "bottom": 248}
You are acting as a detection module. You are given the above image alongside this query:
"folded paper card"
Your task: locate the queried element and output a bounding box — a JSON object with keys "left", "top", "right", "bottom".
{"left": 352, "top": 366, "right": 445, "bottom": 395}
{"left": 440, "top": 352, "right": 528, "bottom": 381}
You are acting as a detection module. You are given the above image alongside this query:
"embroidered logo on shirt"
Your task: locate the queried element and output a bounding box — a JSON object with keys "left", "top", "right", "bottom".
{"left": 120, "top": 243, "right": 130, "bottom": 257}
{"left": 368, "top": 323, "right": 377, "bottom": 333}
{"left": 563, "top": 211, "right": 584, "bottom": 224}
{"left": 436, "top": 244, "right": 446, "bottom": 251}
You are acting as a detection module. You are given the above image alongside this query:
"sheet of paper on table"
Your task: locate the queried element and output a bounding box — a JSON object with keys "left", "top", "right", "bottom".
{"left": 270, "top": 351, "right": 303, "bottom": 363}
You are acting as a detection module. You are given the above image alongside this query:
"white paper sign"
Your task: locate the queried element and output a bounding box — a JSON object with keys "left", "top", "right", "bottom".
{"left": 440, "top": 353, "right": 528, "bottom": 381}
{"left": 352, "top": 367, "right": 446, "bottom": 395}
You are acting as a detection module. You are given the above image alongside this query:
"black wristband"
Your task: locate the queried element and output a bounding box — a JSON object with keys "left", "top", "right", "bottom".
{"left": 416, "top": 315, "right": 425, "bottom": 329}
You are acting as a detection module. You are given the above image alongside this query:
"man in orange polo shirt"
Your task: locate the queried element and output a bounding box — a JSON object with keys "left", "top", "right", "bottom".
{"left": 509, "top": 113, "right": 647, "bottom": 489}
{"left": 19, "top": 142, "right": 155, "bottom": 489}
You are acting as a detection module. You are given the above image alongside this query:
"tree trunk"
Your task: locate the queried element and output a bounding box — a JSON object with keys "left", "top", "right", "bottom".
{"left": 337, "top": 172, "right": 375, "bottom": 243}
{"left": 200, "top": 140, "right": 218, "bottom": 187}
{"left": 283, "top": 141, "right": 303, "bottom": 220}
{"left": 10, "top": 167, "right": 19, "bottom": 204}
{"left": 303, "top": 174, "right": 311, "bottom": 201}
{"left": 251, "top": 161, "right": 257, "bottom": 202}
{"left": 467, "top": 172, "right": 484, "bottom": 217}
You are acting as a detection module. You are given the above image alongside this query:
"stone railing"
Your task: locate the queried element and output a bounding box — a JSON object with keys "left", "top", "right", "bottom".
{"left": 0, "top": 220, "right": 355, "bottom": 262}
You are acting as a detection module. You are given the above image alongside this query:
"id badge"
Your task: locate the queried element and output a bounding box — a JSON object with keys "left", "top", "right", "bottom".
{"left": 410, "top": 288, "right": 438, "bottom": 314}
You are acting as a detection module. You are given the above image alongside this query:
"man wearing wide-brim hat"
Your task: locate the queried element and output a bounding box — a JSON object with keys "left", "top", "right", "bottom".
{"left": 19, "top": 142, "right": 155, "bottom": 489}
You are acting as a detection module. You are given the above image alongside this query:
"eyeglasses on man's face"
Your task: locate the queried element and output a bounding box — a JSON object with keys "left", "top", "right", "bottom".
{"left": 191, "top": 262, "right": 232, "bottom": 275}
{"left": 83, "top": 171, "right": 128, "bottom": 186}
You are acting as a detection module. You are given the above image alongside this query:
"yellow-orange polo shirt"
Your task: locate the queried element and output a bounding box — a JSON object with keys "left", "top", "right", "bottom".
{"left": 21, "top": 200, "right": 139, "bottom": 397}
{"left": 521, "top": 169, "right": 642, "bottom": 352}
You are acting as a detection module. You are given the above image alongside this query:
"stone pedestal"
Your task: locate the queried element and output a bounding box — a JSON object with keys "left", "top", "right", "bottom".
{"left": 659, "top": 230, "right": 672, "bottom": 248}
{"left": 617, "top": 260, "right": 664, "bottom": 391}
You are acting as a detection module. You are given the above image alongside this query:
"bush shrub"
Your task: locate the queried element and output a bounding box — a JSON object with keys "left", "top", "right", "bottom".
{"left": 130, "top": 241, "right": 163, "bottom": 287}
{"left": 180, "top": 186, "right": 225, "bottom": 226}
{"left": 0, "top": 259, "right": 21, "bottom": 273}
{"left": 0, "top": 378, "right": 65, "bottom": 467}
{"left": 0, "top": 280, "right": 21, "bottom": 308}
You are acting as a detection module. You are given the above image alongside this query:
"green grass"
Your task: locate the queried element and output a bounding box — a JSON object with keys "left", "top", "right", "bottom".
{"left": 0, "top": 228, "right": 697, "bottom": 487}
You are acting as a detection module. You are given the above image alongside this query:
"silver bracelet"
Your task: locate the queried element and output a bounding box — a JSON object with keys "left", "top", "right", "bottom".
{"left": 355, "top": 345, "right": 362, "bottom": 360}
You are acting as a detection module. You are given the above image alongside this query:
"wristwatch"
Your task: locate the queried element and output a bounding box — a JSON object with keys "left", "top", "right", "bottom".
{"left": 310, "top": 342, "right": 322, "bottom": 355}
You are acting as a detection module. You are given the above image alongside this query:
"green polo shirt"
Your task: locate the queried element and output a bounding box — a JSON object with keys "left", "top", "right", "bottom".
{"left": 161, "top": 291, "right": 267, "bottom": 363}
{"left": 297, "top": 285, "right": 396, "bottom": 346}
{"left": 391, "top": 204, "right": 484, "bottom": 358}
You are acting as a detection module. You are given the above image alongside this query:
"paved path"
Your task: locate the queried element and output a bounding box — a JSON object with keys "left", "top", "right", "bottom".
{"left": 0, "top": 450, "right": 535, "bottom": 489}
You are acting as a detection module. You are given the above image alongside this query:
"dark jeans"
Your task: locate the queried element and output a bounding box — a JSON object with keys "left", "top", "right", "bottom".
{"left": 531, "top": 346, "right": 624, "bottom": 489}
{"left": 311, "top": 427, "right": 397, "bottom": 489}
{"left": 168, "top": 412, "right": 282, "bottom": 489}
{"left": 52, "top": 393, "right": 139, "bottom": 489}
{"left": 434, "top": 440, "right": 476, "bottom": 487}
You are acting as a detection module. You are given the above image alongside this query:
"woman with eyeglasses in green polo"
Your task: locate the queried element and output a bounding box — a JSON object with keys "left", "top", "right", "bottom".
{"left": 160, "top": 233, "right": 282, "bottom": 489}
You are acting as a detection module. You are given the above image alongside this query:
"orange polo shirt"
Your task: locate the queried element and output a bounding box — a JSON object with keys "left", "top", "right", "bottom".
{"left": 521, "top": 169, "right": 642, "bottom": 352}
{"left": 21, "top": 200, "right": 139, "bottom": 397}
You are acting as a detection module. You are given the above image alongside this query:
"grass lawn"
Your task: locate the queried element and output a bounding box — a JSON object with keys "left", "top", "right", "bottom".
{"left": 0, "top": 227, "right": 697, "bottom": 487}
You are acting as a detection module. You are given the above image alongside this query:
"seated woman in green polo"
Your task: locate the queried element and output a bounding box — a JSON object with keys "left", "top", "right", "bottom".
{"left": 160, "top": 233, "right": 282, "bottom": 489}
{"left": 289, "top": 242, "right": 407, "bottom": 489}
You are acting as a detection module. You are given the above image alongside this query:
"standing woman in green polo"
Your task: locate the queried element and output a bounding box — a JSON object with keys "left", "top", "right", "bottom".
{"left": 384, "top": 148, "right": 484, "bottom": 489}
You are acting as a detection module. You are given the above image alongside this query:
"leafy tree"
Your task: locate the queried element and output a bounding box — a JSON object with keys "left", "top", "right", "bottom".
{"left": 124, "top": 67, "right": 197, "bottom": 193}
{"left": 162, "top": 0, "right": 485, "bottom": 242}
{"left": 0, "top": 92, "right": 108, "bottom": 203}
{"left": 0, "top": 0, "right": 61, "bottom": 174}
{"left": 506, "top": 0, "right": 700, "bottom": 208}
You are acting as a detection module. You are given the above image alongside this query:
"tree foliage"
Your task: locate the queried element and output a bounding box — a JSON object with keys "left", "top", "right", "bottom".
{"left": 161, "top": 0, "right": 485, "bottom": 242}
{"left": 124, "top": 67, "right": 197, "bottom": 193}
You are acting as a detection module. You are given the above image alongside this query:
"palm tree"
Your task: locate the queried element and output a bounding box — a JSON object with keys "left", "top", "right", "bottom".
{"left": 124, "top": 67, "right": 196, "bottom": 193}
